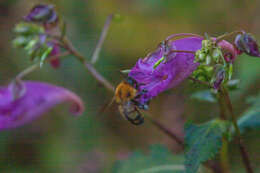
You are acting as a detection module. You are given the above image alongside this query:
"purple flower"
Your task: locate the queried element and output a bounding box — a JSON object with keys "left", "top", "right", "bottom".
{"left": 24, "top": 4, "right": 58, "bottom": 26}
{"left": 0, "top": 81, "right": 84, "bottom": 130}
{"left": 128, "top": 35, "right": 203, "bottom": 105}
{"left": 234, "top": 32, "right": 260, "bottom": 57}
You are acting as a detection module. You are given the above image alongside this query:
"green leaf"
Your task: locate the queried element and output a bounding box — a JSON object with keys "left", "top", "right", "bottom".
{"left": 112, "top": 144, "right": 184, "bottom": 173}
{"left": 185, "top": 120, "right": 229, "bottom": 173}
{"left": 237, "top": 93, "right": 260, "bottom": 134}
{"left": 190, "top": 90, "right": 216, "bottom": 103}
{"left": 238, "top": 111, "right": 260, "bottom": 134}
{"left": 226, "top": 79, "right": 240, "bottom": 91}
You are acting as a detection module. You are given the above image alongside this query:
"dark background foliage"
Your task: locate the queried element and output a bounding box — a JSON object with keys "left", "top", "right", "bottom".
{"left": 0, "top": 0, "right": 259, "bottom": 172}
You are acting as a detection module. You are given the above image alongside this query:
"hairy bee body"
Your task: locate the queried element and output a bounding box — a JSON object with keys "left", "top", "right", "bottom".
{"left": 114, "top": 78, "right": 144, "bottom": 125}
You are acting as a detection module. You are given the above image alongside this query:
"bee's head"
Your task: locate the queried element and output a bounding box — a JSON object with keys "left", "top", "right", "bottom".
{"left": 126, "top": 76, "right": 137, "bottom": 87}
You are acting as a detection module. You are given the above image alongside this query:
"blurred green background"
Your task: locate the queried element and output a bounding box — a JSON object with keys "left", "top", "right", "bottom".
{"left": 0, "top": 0, "right": 260, "bottom": 172}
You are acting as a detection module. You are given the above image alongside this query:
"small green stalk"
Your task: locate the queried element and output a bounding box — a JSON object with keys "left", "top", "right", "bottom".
{"left": 221, "top": 87, "right": 254, "bottom": 173}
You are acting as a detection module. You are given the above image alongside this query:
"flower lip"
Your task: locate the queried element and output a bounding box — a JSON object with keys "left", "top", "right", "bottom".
{"left": 0, "top": 81, "right": 84, "bottom": 130}
{"left": 128, "top": 35, "right": 204, "bottom": 106}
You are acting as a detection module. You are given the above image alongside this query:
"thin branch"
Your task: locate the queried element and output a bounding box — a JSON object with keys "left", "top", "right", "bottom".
{"left": 62, "top": 37, "right": 115, "bottom": 92}
{"left": 84, "top": 62, "right": 115, "bottom": 92}
{"left": 215, "top": 31, "right": 243, "bottom": 43}
{"left": 221, "top": 87, "right": 254, "bottom": 173}
{"left": 91, "top": 14, "right": 114, "bottom": 64}
{"left": 146, "top": 115, "right": 184, "bottom": 148}
{"left": 15, "top": 51, "right": 70, "bottom": 80}
{"left": 16, "top": 63, "right": 40, "bottom": 81}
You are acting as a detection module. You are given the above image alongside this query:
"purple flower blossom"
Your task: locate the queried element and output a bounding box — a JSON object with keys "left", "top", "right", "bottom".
{"left": 234, "top": 32, "right": 260, "bottom": 57}
{"left": 0, "top": 81, "right": 84, "bottom": 130}
{"left": 24, "top": 4, "right": 58, "bottom": 25}
{"left": 128, "top": 35, "right": 203, "bottom": 105}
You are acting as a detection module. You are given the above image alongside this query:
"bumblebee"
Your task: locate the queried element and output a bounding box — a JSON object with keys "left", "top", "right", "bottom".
{"left": 114, "top": 77, "right": 147, "bottom": 125}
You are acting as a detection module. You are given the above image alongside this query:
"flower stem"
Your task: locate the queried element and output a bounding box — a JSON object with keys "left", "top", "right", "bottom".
{"left": 91, "top": 14, "right": 113, "bottom": 64}
{"left": 221, "top": 87, "right": 254, "bottom": 173}
{"left": 62, "top": 37, "right": 115, "bottom": 92}
{"left": 145, "top": 115, "right": 184, "bottom": 148}
{"left": 217, "top": 88, "right": 228, "bottom": 120}
{"left": 216, "top": 87, "right": 230, "bottom": 173}
{"left": 15, "top": 51, "right": 70, "bottom": 80}
{"left": 216, "top": 31, "right": 244, "bottom": 43}
{"left": 220, "top": 137, "right": 230, "bottom": 173}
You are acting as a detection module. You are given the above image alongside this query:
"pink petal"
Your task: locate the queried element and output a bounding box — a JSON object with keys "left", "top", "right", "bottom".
{"left": 0, "top": 81, "right": 84, "bottom": 130}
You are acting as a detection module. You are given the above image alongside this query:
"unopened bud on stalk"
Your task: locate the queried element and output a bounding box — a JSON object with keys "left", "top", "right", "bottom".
{"left": 234, "top": 32, "right": 260, "bottom": 57}
{"left": 24, "top": 4, "right": 58, "bottom": 25}
{"left": 211, "top": 65, "right": 226, "bottom": 90}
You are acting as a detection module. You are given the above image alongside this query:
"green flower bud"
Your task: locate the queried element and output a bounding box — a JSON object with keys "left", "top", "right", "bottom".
{"left": 205, "top": 55, "right": 212, "bottom": 65}
{"left": 212, "top": 48, "right": 221, "bottom": 62}
{"left": 14, "top": 23, "right": 44, "bottom": 36}
{"left": 13, "top": 36, "right": 31, "bottom": 48}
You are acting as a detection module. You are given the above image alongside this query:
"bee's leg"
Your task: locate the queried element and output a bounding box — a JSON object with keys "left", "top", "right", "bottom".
{"left": 134, "top": 89, "right": 148, "bottom": 99}
{"left": 131, "top": 99, "right": 149, "bottom": 110}
{"left": 131, "top": 114, "right": 144, "bottom": 125}
{"left": 131, "top": 89, "right": 149, "bottom": 109}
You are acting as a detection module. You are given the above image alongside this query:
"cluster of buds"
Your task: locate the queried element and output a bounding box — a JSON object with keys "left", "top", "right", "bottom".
{"left": 13, "top": 4, "right": 60, "bottom": 68}
{"left": 193, "top": 38, "right": 234, "bottom": 90}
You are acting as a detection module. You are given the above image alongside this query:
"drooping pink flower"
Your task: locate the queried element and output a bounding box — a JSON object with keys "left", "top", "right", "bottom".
{"left": 0, "top": 81, "right": 84, "bottom": 130}
{"left": 128, "top": 35, "right": 204, "bottom": 106}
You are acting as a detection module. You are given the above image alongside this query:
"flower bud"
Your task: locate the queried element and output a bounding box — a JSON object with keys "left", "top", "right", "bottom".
{"left": 24, "top": 4, "right": 58, "bottom": 25}
{"left": 205, "top": 55, "right": 212, "bottom": 65}
{"left": 212, "top": 48, "right": 221, "bottom": 62}
{"left": 234, "top": 33, "right": 260, "bottom": 57}
{"left": 14, "top": 22, "right": 44, "bottom": 36}
{"left": 211, "top": 65, "right": 225, "bottom": 90}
